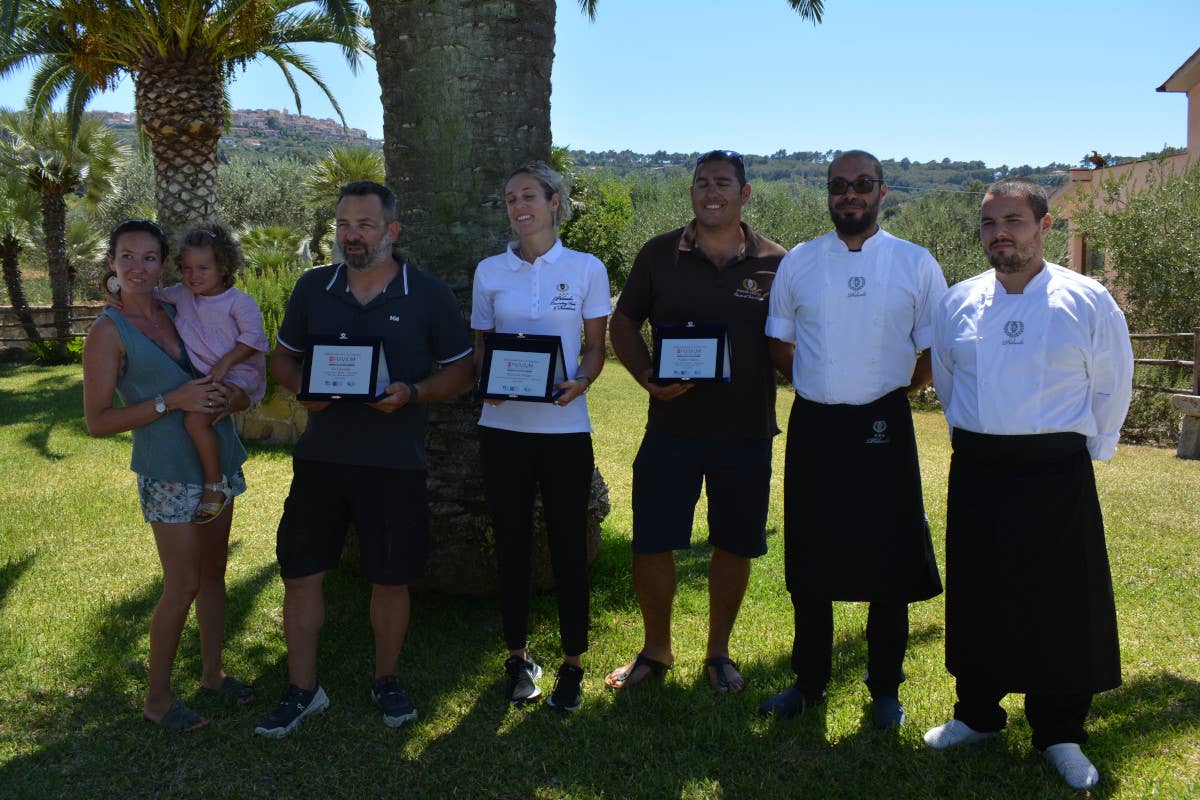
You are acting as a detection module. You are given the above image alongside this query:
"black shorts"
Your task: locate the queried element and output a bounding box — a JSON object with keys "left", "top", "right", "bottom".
{"left": 631, "top": 430, "right": 772, "bottom": 558}
{"left": 276, "top": 458, "right": 430, "bottom": 586}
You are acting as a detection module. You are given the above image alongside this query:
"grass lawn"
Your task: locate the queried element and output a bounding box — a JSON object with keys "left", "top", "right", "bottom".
{"left": 0, "top": 362, "right": 1197, "bottom": 799}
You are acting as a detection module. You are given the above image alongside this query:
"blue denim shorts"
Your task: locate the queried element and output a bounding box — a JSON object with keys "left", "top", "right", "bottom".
{"left": 136, "top": 470, "right": 248, "bottom": 524}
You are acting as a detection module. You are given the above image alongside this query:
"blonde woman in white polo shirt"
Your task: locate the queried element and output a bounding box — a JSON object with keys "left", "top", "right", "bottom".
{"left": 471, "top": 161, "right": 611, "bottom": 711}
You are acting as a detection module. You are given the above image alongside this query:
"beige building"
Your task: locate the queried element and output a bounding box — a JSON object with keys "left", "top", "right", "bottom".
{"left": 1049, "top": 47, "right": 1200, "bottom": 275}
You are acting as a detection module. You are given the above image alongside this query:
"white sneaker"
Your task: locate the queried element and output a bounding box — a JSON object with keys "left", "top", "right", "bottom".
{"left": 923, "top": 718, "right": 998, "bottom": 749}
{"left": 1044, "top": 742, "right": 1100, "bottom": 789}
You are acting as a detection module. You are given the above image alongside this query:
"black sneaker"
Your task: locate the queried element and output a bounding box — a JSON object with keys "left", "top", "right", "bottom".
{"left": 370, "top": 675, "right": 418, "bottom": 728}
{"left": 504, "top": 655, "right": 543, "bottom": 704}
{"left": 253, "top": 682, "right": 329, "bottom": 738}
{"left": 546, "top": 663, "right": 584, "bottom": 712}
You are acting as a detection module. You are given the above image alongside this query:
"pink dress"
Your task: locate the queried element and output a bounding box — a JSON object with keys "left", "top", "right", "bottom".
{"left": 159, "top": 284, "right": 269, "bottom": 405}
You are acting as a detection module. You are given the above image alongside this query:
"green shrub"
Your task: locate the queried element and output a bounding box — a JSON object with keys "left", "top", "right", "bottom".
{"left": 1073, "top": 160, "right": 1200, "bottom": 442}
{"left": 28, "top": 337, "right": 83, "bottom": 364}
{"left": 561, "top": 173, "right": 634, "bottom": 292}
{"left": 237, "top": 225, "right": 306, "bottom": 399}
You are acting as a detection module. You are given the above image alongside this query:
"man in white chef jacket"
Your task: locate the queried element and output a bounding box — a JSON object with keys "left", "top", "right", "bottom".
{"left": 762, "top": 150, "right": 947, "bottom": 729}
{"left": 924, "top": 178, "right": 1133, "bottom": 790}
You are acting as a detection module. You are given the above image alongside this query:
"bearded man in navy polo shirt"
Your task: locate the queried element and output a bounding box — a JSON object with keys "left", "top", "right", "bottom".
{"left": 255, "top": 181, "right": 474, "bottom": 738}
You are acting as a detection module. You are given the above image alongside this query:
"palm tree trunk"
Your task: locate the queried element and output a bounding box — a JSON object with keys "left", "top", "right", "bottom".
{"left": 40, "top": 187, "right": 71, "bottom": 359}
{"left": 370, "top": 0, "right": 555, "bottom": 277}
{"left": 134, "top": 59, "right": 225, "bottom": 234}
{"left": 0, "top": 238, "right": 42, "bottom": 344}
{"left": 369, "top": 0, "right": 608, "bottom": 593}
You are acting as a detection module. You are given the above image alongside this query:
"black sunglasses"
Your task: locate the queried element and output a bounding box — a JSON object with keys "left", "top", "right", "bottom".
{"left": 827, "top": 177, "right": 883, "bottom": 195}
{"left": 697, "top": 149, "right": 744, "bottom": 166}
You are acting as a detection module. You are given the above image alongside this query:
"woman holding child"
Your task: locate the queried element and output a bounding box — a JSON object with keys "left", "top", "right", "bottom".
{"left": 83, "top": 219, "right": 261, "bottom": 731}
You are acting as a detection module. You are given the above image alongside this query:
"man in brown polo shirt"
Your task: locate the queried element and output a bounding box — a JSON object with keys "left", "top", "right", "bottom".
{"left": 605, "top": 150, "right": 787, "bottom": 694}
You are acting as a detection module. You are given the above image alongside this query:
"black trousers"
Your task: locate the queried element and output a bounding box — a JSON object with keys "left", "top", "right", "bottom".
{"left": 791, "top": 592, "right": 908, "bottom": 700}
{"left": 953, "top": 678, "right": 1093, "bottom": 750}
{"left": 478, "top": 426, "right": 593, "bottom": 657}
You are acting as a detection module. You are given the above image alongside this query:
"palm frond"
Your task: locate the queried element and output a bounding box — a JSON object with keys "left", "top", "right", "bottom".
{"left": 786, "top": 0, "right": 825, "bottom": 24}
{"left": 257, "top": 46, "right": 348, "bottom": 126}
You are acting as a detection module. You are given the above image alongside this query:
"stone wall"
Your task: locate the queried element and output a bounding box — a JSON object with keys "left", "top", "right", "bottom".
{"left": 232, "top": 390, "right": 308, "bottom": 445}
{"left": 0, "top": 305, "right": 99, "bottom": 356}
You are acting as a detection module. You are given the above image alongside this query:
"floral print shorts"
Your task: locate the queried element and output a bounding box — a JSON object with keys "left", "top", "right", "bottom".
{"left": 136, "top": 470, "right": 248, "bottom": 524}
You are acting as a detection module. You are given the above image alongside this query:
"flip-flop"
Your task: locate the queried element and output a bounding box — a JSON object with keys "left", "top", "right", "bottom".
{"left": 605, "top": 653, "right": 670, "bottom": 689}
{"left": 145, "top": 699, "right": 209, "bottom": 732}
{"left": 203, "top": 675, "right": 255, "bottom": 705}
{"left": 704, "top": 656, "right": 745, "bottom": 693}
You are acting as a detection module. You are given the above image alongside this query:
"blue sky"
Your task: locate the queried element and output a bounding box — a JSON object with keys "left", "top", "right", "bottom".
{"left": 2, "top": 0, "right": 1197, "bottom": 167}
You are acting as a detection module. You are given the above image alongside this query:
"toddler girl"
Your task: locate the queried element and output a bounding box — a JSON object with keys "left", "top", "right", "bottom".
{"left": 159, "top": 224, "right": 268, "bottom": 523}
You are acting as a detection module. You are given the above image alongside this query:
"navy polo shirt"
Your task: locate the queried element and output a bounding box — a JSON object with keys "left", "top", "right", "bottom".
{"left": 277, "top": 261, "right": 471, "bottom": 469}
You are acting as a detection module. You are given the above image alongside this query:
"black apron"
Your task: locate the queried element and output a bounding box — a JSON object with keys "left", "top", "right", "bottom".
{"left": 784, "top": 388, "right": 942, "bottom": 602}
{"left": 945, "top": 429, "right": 1121, "bottom": 694}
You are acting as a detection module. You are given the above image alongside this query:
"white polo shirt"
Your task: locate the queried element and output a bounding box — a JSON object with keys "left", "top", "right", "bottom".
{"left": 932, "top": 262, "right": 1133, "bottom": 461}
{"left": 766, "top": 229, "right": 948, "bottom": 405}
{"left": 471, "top": 240, "right": 611, "bottom": 433}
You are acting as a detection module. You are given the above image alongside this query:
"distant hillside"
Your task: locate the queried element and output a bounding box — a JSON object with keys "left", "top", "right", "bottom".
{"left": 566, "top": 149, "right": 1074, "bottom": 200}
{"left": 86, "top": 108, "right": 383, "bottom": 162}
{"left": 566, "top": 146, "right": 1188, "bottom": 200}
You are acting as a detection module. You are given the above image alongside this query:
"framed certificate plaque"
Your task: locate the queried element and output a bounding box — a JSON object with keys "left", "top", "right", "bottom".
{"left": 480, "top": 332, "right": 567, "bottom": 402}
{"left": 652, "top": 322, "right": 731, "bottom": 383}
{"left": 297, "top": 336, "right": 392, "bottom": 401}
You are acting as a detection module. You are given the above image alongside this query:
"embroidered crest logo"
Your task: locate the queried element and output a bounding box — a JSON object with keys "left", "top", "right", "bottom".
{"left": 848, "top": 276, "right": 866, "bottom": 297}
{"left": 866, "top": 419, "right": 890, "bottom": 445}
{"left": 338, "top": 332, "right": 348, "bottom": 340}
{"left": 550, "top": 285, "right": 578, "bottom": 312}
{"left": 734, "top": 275, "right": 767, "bottom": 301}
{"left": 1003, "top": 320, "right": 1025, "bottom": 345}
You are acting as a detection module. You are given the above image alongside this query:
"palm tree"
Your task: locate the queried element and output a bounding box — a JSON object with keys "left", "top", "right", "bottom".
{"left": 22, "top": 216, "right": 111, "bottom": 302}
{"left": 0, "top": 0, "right": 371, "bottom": 234}
{"left": 240, "top": 223, "right": 309, "bottom": 272}
{"left": 0, "top": 110, "right": 126, "bottom": 357}
{"left": 363, "top": 0, "right": 825, "bottom": 592}
{"left": 0, "top": 169, "right": 42, "bottom": 344}
{"left": 302, "top": 145, "right": 385, "bottom": 262}
{"left": 367, "top": 0, "right": 822, "bottom": 277}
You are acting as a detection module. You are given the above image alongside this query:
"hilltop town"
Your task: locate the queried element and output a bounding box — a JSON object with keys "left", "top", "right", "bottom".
{"left": 87, "top": 107, "right": 374, "bottom": 150}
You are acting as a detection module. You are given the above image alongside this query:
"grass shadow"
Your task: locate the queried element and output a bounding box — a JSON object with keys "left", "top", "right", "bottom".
{"left": 0, "top": 369, "right": 87, "bottom": 461}
{"left": 1084, "top": 670, "right": 1200, "bottom": 798}
{"left": 0, "top": 552, "right": 36, "bottom": 609}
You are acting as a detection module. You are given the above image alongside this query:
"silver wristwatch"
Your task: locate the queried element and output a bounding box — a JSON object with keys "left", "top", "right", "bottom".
{"left": 154, "top": 394, "right": 167, "bottom": 414}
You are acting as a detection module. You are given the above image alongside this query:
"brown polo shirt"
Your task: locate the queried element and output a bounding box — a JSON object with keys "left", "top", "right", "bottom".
{"left": 617, "top": 222, "right": 787, "bottom": 440}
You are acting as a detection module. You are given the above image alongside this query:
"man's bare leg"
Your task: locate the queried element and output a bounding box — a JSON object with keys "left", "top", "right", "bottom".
{"left": 371, "top": 583, "right": 410, "bottom": 679}
{"left": 605, "top": 551, "right": 677, "bottom": 688}
{"left": 706, "top": 546, "right": 750, "bottom": 692}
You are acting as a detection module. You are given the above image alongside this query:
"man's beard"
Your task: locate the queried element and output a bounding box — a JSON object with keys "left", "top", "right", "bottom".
{"left": 343, "top": 234, "right": 393, "bottom": 272}
{"left": 987, "top": 242, "right": 1035, "bottom": 274}
{"left": 830, "top": 199, "right": 879, "bottom": 237}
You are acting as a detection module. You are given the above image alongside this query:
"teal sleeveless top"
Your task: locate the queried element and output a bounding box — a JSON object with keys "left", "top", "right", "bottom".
{"left": 102, "top": 307, "right": 248, "bottom": 484}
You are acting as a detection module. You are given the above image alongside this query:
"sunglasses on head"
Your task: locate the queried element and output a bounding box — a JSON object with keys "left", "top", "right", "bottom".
{"left": 827, "top": 177, "right": 883, "bottom": 195}
{"left": 121, "top": 218, "right": 163, "bottom": 229}
{"left": 697, "top": 149, "right": 744, "bottom": 167}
